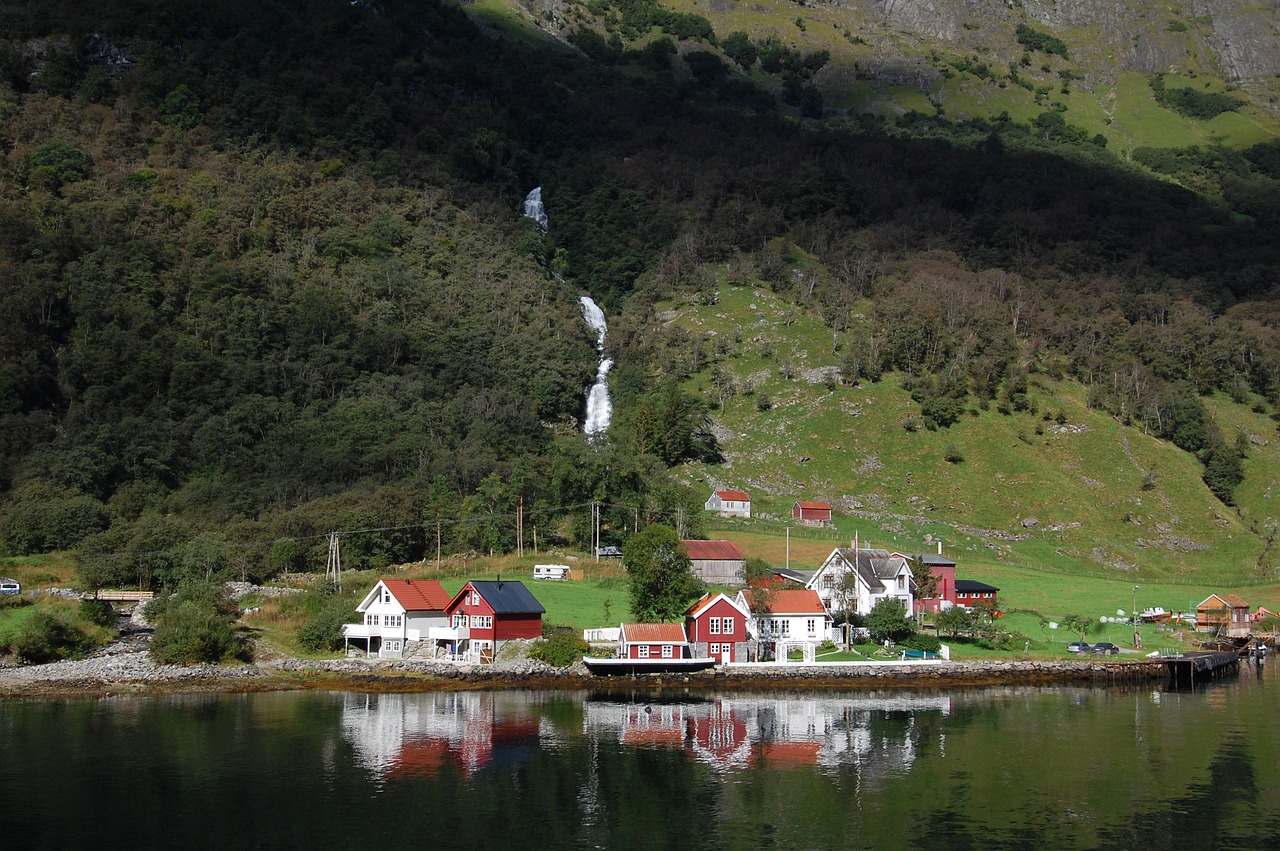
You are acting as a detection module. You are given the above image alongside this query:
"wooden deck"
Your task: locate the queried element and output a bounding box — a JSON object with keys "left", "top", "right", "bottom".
{"left": 1164, "top": 651, "right": 1239, "bottom": 688}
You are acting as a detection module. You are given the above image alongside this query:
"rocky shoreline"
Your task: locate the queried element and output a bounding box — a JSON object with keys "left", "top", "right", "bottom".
{"left": 0, "top": 633, "right": 1169, "bottom": 698}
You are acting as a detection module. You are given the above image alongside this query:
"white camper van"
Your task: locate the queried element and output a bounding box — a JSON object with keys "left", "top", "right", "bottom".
{"left": 532, "top": 564, "right": 571, "bottom": 581}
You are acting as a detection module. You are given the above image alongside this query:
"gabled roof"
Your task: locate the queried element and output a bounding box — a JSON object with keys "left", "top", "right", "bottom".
{"left": 818, "top": 548, "right": 906, "bottom": 594}
{"left": 793, "top": 500, "right": 832, "bottom": 510}
{"left": 955, "top": 580, "right": 1000, "bottom": 594}
{"left": 773, "top": 568, "right": 813, "bottom": 585}
{"left": 682, "top": 539, "right": 745, "bottom": 561}
{"left": 715, "top": 489, "right": 750, "bottom": 501}
{"left": 621, "top": 623, "right": 688, "bottom": 644}
{"left": 458, "top": 580, "right": 546, "bottom": 614}
{"left": 382, "top": 579, "right": 451, "bottom": 611}
{"left": 1198, "top": 593, "right": 1249, "bottom": 609}
{"left": 687, "top": 592, "right": 751, "bottom": 620}
{"left": 754, "top": 589, "right": 826, "bottom": 615}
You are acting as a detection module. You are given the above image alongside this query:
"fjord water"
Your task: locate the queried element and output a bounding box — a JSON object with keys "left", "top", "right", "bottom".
{"left": 2, "top": 669, "right": 1275, "bottom": 849}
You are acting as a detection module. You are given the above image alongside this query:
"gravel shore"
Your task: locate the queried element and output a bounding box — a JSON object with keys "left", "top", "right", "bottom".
{"left": 0, "top": 629, "right": 1168, "bottom": 698}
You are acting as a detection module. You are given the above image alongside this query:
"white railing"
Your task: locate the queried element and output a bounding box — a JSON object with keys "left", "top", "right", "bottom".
{"left": 584, "top": 628, "right": 621, "bottom": 642}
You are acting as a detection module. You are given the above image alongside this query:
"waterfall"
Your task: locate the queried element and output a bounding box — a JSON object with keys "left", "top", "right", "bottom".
{"left": 522, "top": 186, "right": 548, "bottom": 232}
{"left": 521, "top": 187, "right": 611, "bottom": 436}
{"left": 579, "top": 296, "right": 613, "bottom": 436}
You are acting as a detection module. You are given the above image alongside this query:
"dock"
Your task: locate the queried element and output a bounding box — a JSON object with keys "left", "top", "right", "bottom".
{"left": 1164, "top": 650, "right": 1239, "bottom": 687}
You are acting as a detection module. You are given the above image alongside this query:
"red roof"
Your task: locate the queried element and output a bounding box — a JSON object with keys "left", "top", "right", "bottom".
{"left": 794, "top": 501, "right": 831, "bottom": 511}
{"left": 687, "top": 592, "right": 748, "bottom": 619}
{"left": 622, "top": 623, "right": 688, "bottom": 644}
{"left": 759, "top": 589, "right": 826, "bottom": 615}
{"left": 716, "top": 490, "right": 750, "bottom": 501}
{"left": 682, "top": 540, "right": 745, "bottom": 561}
{"left": 382, "top": 579, "right": 451, "bottom": 611}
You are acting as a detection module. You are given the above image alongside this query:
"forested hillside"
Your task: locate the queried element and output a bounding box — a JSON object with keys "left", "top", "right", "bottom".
{"left": 1, "top": 0, "right": 1279, "bottom": 586}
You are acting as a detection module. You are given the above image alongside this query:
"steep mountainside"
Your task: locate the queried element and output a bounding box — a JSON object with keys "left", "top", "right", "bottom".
{"left": 1, "top": 0, "right": 1278, "bottom": 588}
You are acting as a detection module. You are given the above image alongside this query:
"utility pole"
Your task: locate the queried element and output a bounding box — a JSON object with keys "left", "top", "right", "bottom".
{"left": 593, "top": 501, "right": 600, "bottom": 562}
{"left": 517, "top": 494, "right": 524, "bottom": 558}
{"left": 325, "top": 532, "right": 342, "bottom": 591}
{"left": 435, "top": 514, "right": 442, "bottom": 570}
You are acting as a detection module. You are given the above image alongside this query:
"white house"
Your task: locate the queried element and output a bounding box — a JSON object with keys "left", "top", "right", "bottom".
{"left": 704, "top": 489, "right": 751, "bottom": 519}
{"left": 807, "top": 548, "right": 915, "bottom": 617}
{"left": 736, "top": 588, "right": 832, "bottom": 662}
{"left": 342, "top": 578, "right": 453, "bottom": 658}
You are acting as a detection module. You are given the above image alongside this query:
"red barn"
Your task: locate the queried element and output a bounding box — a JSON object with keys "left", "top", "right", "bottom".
{"left": 792, "top": 500, "right": 833, "bottom": 526}
{"left": 686, "top": 592, "right": 751, "bottom": 663}
{"left": 619, "top": 622, "right": 689, "bottom": 660}
{"left": 444, "top": 580, "right": 545, "bottom": 663}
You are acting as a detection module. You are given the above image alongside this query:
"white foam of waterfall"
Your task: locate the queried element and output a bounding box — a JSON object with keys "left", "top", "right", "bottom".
{"left": 579, "top": 296, "right": 612, "bottom": 436}
{"left": 522, "top": 186, "right": 548, "bottom": 231}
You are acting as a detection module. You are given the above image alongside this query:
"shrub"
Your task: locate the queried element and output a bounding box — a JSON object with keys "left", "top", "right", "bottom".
{"left": 944, "top": 443, "right": 965, "bottom": 463}
{"left": 297, "top": 595, "right": 354, "bottom": 653}
{"left": 898, "top": 632, "right": 942, "bottom": 653}
{"left": 10, "top": 610, "right": 92, "bottom": 663}
{"left": 528, "top": 629, "right": 588, "bottom": 667}
{"left": 79, "top": 599, "right": 115, "bottom": 627}
{"left": 149, "top": 582, "right": 246, "bottom": 664}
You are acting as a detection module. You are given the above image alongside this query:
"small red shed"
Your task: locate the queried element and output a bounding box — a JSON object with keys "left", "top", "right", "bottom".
{"left": 792, "top": 500, "right": 833, "bottom": 526}
{"left": 619, "top": 622, "right": 689, "bottom": 660}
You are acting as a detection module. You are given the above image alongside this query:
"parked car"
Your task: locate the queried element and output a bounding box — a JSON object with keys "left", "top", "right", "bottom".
{"left": 1092, "top": 642, "right": 1120, "bottom": 655}
{"left": 1067, "top": 641, "right": 1091, "bottom": 653}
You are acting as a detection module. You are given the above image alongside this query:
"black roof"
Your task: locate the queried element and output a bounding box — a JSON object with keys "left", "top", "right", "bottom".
{"left": 468, "top": 580, "right": 546, "bottom": 614}
{"left": 955, "top": 579, "right": 1000, "bottom": 593}
{"left": 914, "top": 553, "right": 957, "bottom": 567}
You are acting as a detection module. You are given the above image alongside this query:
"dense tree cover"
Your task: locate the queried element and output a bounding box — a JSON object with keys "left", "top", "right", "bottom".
{"left": 1, "top": 0, "right": 1279, "bottom": 580}
{"left": 1150, "top": 74, "right": 1241, "bottom": 121}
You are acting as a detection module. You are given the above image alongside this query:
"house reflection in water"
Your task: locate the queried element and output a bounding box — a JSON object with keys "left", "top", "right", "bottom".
{"left": 340, "top": 690, "right": 952, "bottom": 784}
{"left": 340, "top": 692, "right": 545, "bottom": 779}
{"left": 583, "top": 693, "right": 951, "bottom": 777}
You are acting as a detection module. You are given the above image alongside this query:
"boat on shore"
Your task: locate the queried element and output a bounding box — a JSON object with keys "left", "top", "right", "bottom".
{"left": 582, "top": 656, "right": 717, "bottom": 676}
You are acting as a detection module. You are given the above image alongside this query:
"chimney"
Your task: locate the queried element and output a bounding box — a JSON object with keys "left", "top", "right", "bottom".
{"left": 937, "top": 540, "right": 943, "bottom": 555}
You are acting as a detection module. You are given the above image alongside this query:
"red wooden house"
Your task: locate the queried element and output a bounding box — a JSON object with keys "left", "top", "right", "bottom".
{"left": 955, "top": 579, "right": 999, "bottom": 608}
{"left": 618, "top": 622, "right": 689, "bottom": 660}
{"left": 444, "top": 580, "right": 545, "bottom": 663}
{"left": 792, "top": 500, "right": 833, "bottom": 526}
{"left": 685, "top": 592, "right": 751, "bottom": 663}
{"left": 899, "top": 553, "right": 957, "bottom": 614}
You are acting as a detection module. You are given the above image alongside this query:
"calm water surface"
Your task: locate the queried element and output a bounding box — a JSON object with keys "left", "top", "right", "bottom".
{"left": 1, "top": 665, "right": 1276, "bottom": 850}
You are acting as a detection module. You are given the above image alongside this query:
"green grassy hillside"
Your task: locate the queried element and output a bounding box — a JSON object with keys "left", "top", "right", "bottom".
{"left": 668, "top": 281, "right": 1280, "bottom": 585}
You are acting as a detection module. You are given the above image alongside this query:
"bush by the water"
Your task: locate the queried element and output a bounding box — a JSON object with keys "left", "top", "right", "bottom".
{"left": 297, "top": 591, "right": 356, "bottom": 653}
{"left": 9, "top": 609, "right": 95, "bottom": 663}
{"left": 528, "top": 629, "right": 588, "bottom": 667}
{"left": 148, "top": 582, "right": 247, "bottom": 664}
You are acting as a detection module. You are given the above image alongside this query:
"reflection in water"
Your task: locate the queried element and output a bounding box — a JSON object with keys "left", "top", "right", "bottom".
{"left": 2, "top": 674, "right": 1277, "bottom": 850}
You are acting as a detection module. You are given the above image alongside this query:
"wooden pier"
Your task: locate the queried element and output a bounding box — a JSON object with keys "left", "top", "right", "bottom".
{"left": 1164, "top": 650, "right": 1239, "bottom": 688}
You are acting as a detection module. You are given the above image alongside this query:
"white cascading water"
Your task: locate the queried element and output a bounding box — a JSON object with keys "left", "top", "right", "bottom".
{"left": 579, "top": 296, "right": 613, "bottom": 436}
{"left": 521, "top": 186, "right": 613, "bottom": 437}
{"left": 522, "top": 186, "right": 548, "bottom": 232}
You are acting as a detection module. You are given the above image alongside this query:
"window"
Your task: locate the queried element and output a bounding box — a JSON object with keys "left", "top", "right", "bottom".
{"left": 709, "top": 617, "right": 721, "bottom": 635}
{"left": 822, "top": 574, "right": 834, "bottom": 588}
{"left": 452, "top": 613, "right": 466, "bottom": 628}
{"left": 638, "top": 645, "right": 650, "bottom": 659}
{"left": 806, "top": 618, "right": 816, "bottom": 636}
{"left": 370, "top": 614, "right": 380, "bottom": 626}
{"left": 709, "top": 643, "right": 720, "bottom": 655}
{"left": 471, "top": 615, "right": 492, "bottom": 629}
{"left": 661, "top": 644, "right": 673, "bottom": 658}
{"left": 779, "top": 619, "right": 790, "bottom": 635}
{"left": 469, "top": 590, "right": 480, "bottom": 606}
{"left": 898, "top": 575, "right": 905, "bottom": 589}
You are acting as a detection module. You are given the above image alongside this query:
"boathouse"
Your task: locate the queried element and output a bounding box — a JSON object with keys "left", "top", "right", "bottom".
{"left": 1196, "top": 594, "right": 1251, "bottom": 638}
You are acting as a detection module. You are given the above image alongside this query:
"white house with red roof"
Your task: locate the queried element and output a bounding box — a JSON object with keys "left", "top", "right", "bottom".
{"left": 683, "top": 539, "right": 746, "bottom": 584}
{"left": 704, "top": 489, "right": 751, "bottom": 518}
{"left": 342, "top": 578, "right": 453, "bottom": 658}
{"left": 736, "top": 588, "right": 832, "bottom": 662}
{"left": 685, "top": 592, "right": 751, "bottom": 663}
{"left": 618, "top": 622, "right": 690, "bottom": 660}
